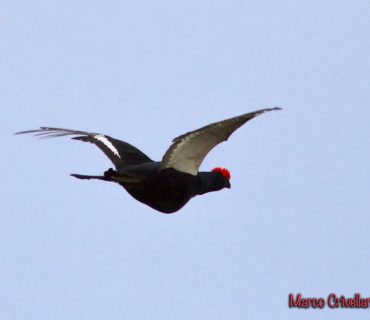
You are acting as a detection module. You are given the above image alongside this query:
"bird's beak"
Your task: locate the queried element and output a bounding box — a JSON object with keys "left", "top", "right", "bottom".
{"left": 226, "top": 181, "right": 231, "bottom": 189}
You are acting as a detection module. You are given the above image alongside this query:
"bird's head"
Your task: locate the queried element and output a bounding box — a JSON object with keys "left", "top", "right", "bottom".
{"left": 197, "top": 167, "right": 231, "bottom": 195}
{"left": 211, "top": 167, "right": 231, "bottom": 189}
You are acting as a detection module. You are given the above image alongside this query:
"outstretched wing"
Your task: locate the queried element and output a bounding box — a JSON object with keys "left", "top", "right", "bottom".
{"left": 15, "top": 127, "right": 153, "bottom": 170}
{"left": 160, "top": 107, "right": 281, "bottom": 175}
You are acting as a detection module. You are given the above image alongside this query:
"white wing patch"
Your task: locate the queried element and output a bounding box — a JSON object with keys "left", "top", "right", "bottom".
{"left": 94, "top": 135, "right": 121, "bottom": 158}
{"left": 163, "top": 131, "right": 208, "bottom": 176}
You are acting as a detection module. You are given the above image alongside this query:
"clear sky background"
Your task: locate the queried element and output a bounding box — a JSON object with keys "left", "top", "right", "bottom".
{"left": 1, "top": 1, "right": 370, "bottom": 319}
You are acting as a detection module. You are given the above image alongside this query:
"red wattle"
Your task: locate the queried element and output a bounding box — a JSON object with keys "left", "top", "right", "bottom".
{"left": 212, "top": 167, "right": 231, "bottom": 180}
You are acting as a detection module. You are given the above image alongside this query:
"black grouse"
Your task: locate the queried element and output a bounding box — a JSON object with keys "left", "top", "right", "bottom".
{"left": 16, "top": 107, "right": 281, "bottom": 213}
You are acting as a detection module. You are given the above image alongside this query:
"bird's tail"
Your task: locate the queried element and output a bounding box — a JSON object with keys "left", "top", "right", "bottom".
{"left": 70, "top": 174, "right": 111, "bottom": 181}
{"left": 71, "top": 168, "right": 141, "bottom": 184}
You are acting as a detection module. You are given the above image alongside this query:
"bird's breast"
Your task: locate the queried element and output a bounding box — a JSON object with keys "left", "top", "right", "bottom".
{"left": 123, "top": 168, "right": 201, "bottom": 213}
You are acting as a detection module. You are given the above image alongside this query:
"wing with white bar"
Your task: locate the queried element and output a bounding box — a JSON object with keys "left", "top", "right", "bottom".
{"left": 15, "top": 127, "right": 153, "bottom": 170}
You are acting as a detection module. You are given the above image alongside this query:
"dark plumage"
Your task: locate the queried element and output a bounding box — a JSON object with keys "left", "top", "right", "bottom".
{"left": 15, "top": 107, "right": 281, "bottom": 213}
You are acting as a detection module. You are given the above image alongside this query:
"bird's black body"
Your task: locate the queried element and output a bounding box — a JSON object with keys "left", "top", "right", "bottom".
{"left": 124, "top": 168, "right": 202, "bottom": 213}
{"left": 73, "top": 162, "right": 230, "bottom": 213}
{"left": 16, "top": 107, "right": 280, "bottom": 213}
{"left": 121, "top": 168, "right": 227, "bottom": 213}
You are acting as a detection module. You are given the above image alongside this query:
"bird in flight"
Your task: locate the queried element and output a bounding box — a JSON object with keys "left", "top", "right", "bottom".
{"left": 16, "top": 107, "right": 281, "bottom": 213}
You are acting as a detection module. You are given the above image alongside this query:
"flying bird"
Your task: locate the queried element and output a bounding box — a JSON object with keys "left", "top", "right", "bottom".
{"left": 16, "top": 107, "right": 281, "bottom": 213}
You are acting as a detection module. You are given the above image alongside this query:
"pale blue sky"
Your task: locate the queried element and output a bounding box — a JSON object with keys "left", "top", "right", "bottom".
{"left": 1, "top": 1, "right": 370, "bottom": 319}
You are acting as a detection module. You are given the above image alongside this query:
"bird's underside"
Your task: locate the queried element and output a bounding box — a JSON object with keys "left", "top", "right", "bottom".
{"left": 15, "top": 107, "right": 281, "bottom": 213}
{"left": 71, "top": 165, "right": 201, "bottom": 213}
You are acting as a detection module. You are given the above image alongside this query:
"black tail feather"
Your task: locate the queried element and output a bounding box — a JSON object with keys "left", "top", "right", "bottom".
{"left": 70, "top": 170, "right": 141, "bottom": 184}
{"left": 70, "top": 174, "right": 111, "bottom": 181}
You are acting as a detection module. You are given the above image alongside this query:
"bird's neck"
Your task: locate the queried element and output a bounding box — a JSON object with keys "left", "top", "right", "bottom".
{"left": 197, "top": 172, "right": 222, "bottom": 195}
